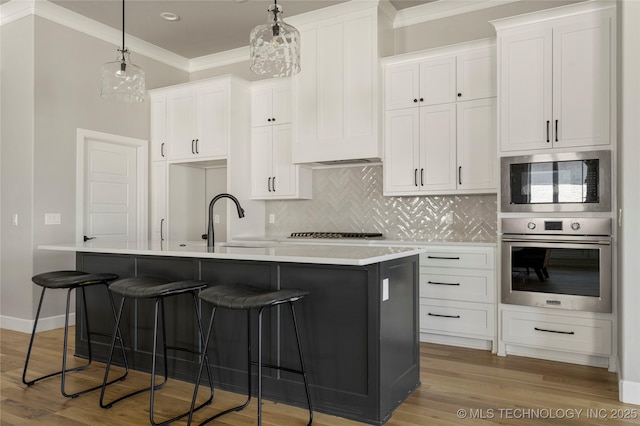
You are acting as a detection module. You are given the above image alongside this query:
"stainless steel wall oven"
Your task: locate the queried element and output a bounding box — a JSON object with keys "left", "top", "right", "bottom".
{"left": 501, "top": 150, "right": 611, "bottom": 213}
{"left": 501, "top": 218, "right": 612, "bottom": 313}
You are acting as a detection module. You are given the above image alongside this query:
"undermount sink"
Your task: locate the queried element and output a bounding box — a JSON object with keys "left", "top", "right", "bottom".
{"left": 176, "top": 241, "right": 276, "bottom": 249}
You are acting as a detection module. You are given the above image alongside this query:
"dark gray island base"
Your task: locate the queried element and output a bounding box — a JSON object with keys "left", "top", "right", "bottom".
{"left": 75, "top": 252, "right": 420, "bottom": 425}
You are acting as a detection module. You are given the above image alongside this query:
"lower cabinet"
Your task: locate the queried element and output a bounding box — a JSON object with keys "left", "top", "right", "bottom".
{"left": 418, "top": 245, "right": 496, "bottom": 350}
{"left": 500, "top": 309, "right": 613, "bottom": 369}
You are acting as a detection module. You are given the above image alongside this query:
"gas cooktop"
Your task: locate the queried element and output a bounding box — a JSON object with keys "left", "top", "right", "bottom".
{"left": 288, "top": 232, "right": 384, "bottom": 239}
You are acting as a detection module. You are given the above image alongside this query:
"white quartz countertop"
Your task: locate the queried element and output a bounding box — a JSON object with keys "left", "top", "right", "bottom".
{"left": 38, "top": 240, "right": 427, "bottom": 266}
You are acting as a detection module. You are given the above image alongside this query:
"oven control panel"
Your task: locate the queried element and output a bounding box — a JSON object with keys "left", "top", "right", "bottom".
{"left": 502, "top": 218, "right": 611, "bottom": 236}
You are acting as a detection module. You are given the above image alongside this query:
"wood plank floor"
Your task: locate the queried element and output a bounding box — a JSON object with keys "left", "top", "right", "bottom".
{"left": 2, "top": 327, "right": 639, "bottom": 425}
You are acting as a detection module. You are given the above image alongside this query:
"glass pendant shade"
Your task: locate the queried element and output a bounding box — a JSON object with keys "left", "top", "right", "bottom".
{"left": 101, "top": 49, "right": 145, "bottom": 103}
{"left": 250, "top": 3, "right": 300, "bottom": 78}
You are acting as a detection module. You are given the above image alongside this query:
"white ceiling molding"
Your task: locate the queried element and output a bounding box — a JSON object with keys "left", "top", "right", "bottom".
{"left": 393, "top": 0, "right": 522, "bottom": 29}
{"left": 189, "top": 46, "right": 250, "bottom": 73}
{"left": 0, "top": 0, "right": 190, "bottom": 71}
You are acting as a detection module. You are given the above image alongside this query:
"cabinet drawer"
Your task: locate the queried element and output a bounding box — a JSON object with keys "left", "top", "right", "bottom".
{"left": 420, "top": 248, "right": 494, "bottom": 269}
{"left": 502, "top": 310, "right": 611, "bottom": 356}
{"left": 420, "top": 268, "right": 493, "bottom": 303}
{"left": 420, "top": 299, "right": 494, "bottom": 338}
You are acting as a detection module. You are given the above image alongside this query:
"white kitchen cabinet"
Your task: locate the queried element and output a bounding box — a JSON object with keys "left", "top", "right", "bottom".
{"left": 494, "top": 6, "right": 614, "bottom": 152}
{"left": 419, "top": 245, "right": 496, "bottom": 351}
{"left": 150, "top": 95, "right": 167, "bottom": 161}
{"left": 292, "top": 5, "right": 392, "bottom": 163}
{"left": 150, "top": 161, "right": 167, "bottom": 242}
{"left": 251, "top": 124, "right": 311, "bottom": 199}
{"left": 166, "top": 83, "right": 229, "bottom": 161}
{"left": 383, "top": 40, "right": 497, "bottom": 196}
{"left": 251, "top": 79, "right": 291, "bottom": 127}
{"left": 384, "top": 43, "right": 495, "bottom": 111}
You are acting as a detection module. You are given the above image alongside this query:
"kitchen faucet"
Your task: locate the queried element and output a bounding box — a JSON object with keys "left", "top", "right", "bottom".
{"left": 208, "top": 193, "right": 245, "bottom": 248}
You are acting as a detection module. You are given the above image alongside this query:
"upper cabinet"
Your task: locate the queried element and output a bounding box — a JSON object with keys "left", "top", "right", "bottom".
{"left": 150, "top": 76, "right": 250, "bottom": 163}
{"left": 492, "top": 3, "right": 615, "bottom": 152}
{"left": 382, "top": 39, "right": 497, "bottom": 196}
{"left": 251, "top": 79, "right": 292, "bottom": 127}
{"left": 385, "top": 47, "right": 496, "bottom": 111}
{"left": 292, "top": 4, "right": 393, "bottom": 163}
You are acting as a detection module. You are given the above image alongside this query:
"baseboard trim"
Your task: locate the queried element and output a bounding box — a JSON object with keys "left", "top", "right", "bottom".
{"left": 0, "top": 313, "right": 74, "bottom": 334}
{"left": 620, "top": 379, "right": 640, "bottom": 406}
{"left": 420, "top": 332, "right": 493, "bottom": 351}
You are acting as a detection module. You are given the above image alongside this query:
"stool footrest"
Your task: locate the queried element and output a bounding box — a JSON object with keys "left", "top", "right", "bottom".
{"left": 250, "top": 361, "right": 305, "bottom": 377}
{"left": 164, "top": 345, "right": 205, "bottom": 357}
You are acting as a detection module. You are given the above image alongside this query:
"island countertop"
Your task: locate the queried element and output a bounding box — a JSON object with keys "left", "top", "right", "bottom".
{"left": 38, "top": 240, "right": 426, "bottom": 266}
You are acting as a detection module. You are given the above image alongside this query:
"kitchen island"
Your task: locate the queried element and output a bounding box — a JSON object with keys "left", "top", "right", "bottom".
{"left": 40, "top": 241, "right": 423, "bottom": 425}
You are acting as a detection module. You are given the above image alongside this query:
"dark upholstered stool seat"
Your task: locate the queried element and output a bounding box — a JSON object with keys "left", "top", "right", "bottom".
{"left": 23, "top": 270, "right": 125, "bottom": 399}
{"left": 101, "top": 277, "right": 212, "bottom": 426}
{"left": 109, "top": 277, "right": 206, "bottom": 298}
{"left": 199, "top": 283, "right": 309, "bottom": 310}
{"left": 32, "top": 271, "right": 119, "bottom": 289}
{"left": 188, "top": 283, "right": 312, "bottom": 426}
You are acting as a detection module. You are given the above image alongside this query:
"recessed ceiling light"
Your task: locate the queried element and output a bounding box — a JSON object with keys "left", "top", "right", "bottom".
{"left": 160, "top": 12, "right": 180, "bottom": 22}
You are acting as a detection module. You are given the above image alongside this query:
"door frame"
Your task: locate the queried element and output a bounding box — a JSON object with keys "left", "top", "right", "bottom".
{"left": 75, "top": 128, "right": 148, "bottom": 243}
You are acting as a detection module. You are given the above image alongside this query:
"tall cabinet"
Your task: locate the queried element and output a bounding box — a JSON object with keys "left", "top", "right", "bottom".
{"left": 382, "top": 39, "right": 497, "bottom": 196}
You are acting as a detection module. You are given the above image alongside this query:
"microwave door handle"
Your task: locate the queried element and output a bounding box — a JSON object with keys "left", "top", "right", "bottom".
{"left": 502, "top": 237, "right": 611, "bottom": 245}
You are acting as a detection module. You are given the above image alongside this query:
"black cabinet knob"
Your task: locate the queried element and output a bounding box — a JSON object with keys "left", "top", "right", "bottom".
{"left": 457, "top": 93, "right": 462, "bottom": 97}
{"left": 419, "top": 98, "right": 424, "bottom": 102}
{"left": 267, "top": 118, "right": 272, "bottom": 122}
{"left": 272, "top": 118, "right": 276, "bottom": 122}
{"left": 413, "top": 99, "right": 418, "bottom": 103}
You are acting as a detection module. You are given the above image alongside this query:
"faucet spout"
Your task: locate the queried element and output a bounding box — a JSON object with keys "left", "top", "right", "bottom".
{"left": 208, "top": 193, "right": 245, "bottom": 248}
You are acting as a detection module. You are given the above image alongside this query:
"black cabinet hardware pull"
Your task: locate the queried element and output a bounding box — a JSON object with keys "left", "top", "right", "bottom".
{"left": 195, "top": 139, "right": 199, "bottom": 154}
{"left": 420, "top": 168, "right": 424, "bottom": 186}
{"left": 555, "top": 120, "right": 559, "bottom": 142}
{"left": 534, "top": 327, "right": 574, "bottom": 335}
{"left": 267, "top": 118, "right": 272, "bottom": 122}
{"left": 83, "top": 235, "right": 96, "bottom": 242}
{"left": 414, "top": 169, "right": 418, "bottom": 187}
{"left": 458, "top": 166, "right": 462, "bottom": 185}
{"left": 546, "top": 121, "right": 550, "bottom": 142}
{"left": 413, "top": 98, "right": 418, "bottom": 103}
{"left": 268, "top": 177, "right": 272, "bottom": 192}
{"left": 428, "top": 281, "right": 460, "bottom": 286}
{"left": 272, "top": 117, "right": 276, "bottom": 122}
{"left": 272, "top": 176, "right": 276, "bottom": 192}
{"left": 457, "top": 93, "right": 462, "bottom": 97}
{"left": 191, "top": 139, "right": 195, "bottom": 154}
{"left": 428, "top": 313, "right": 460, "bottom": 319}
{"left": 419, "top": 97, "right": 424, "bottom": 102}
{"left": 160, "top": 219, "right": 164, "bottom": 241}
{"left": 161, "top": 142, "right": 165, "bottom": 157}
{"left": 427, "top": 256, "right": 460, "bottom": 260}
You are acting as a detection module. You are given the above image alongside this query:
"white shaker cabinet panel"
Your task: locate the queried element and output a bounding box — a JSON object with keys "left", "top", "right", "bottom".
{"left": 420, "top": 56, "right": 456, "bottom": 106}
{"left": 456, "top": 47, "right": 496, "bottom": 102}
{"left": 166, "top": 90, "right": 197, "bottom": 160}
{"left": 150, "top": 161, "right": 167, "bottom": 242}
{"left": 251, "top": 126, "right": 273, "bottom": 198}
{"left": 251, "top": 80, "right": 292, "bottom": 127}
{"left": 457, "top": 98, "right": 497, "bottom": 191}
{"left": 384, "top": 63, "right": 420, "bottom": 111}
{"left": 150, "top": 96, "right": 167, "bottom": 161}
{"left": 195, "top": 85, "right": 229, "bottom": 158}
{"left": 384, "top": 108, "right": 421, "bottom": 194}
{"left": 420, "top": 103, "right": 456, "bottom": 191}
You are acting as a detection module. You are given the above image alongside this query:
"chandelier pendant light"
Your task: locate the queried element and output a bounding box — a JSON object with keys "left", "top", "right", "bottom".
{"left": 101, "top": 0, "right": 145, "bottom": 103}
{"left": 249, "top": 0, "right": 300, "bottom": 78}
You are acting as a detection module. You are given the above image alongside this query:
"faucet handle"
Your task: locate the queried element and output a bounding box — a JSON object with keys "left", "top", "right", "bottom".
{"left": 201, "top": 234, "right": 208, "bottom": 240}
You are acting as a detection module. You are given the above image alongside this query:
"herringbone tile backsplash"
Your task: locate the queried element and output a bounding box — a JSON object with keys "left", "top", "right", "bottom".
{"left": 265, "top": 165, "right": 497, "bottom": 242}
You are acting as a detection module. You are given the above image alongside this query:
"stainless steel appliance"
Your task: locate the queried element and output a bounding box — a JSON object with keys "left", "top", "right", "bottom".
{"left": 501, "top": 150, "right": 611, "bottom": 213}
{"left": 501, "top": 217, "right": 612, "bottom": 313}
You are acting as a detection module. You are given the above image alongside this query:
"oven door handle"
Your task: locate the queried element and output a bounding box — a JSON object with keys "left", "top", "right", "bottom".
{"left": 502, "top": 237, "right": 611, "bottom": 245}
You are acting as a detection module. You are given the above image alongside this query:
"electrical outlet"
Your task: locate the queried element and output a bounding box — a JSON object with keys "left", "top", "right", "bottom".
{"left": 445, "top": 212, "right": 454, "bottom": 225}
{"left": 45, "top": 213, "right": 61, "bottom": 225}
{"left": 269, "top": 214, "right": 275, "bottom": 224}
{"left": 12, "top": 214, "right": 18, "bottom": 226}
{"left": 382, "top": 278, "right": 389, "bottom": 301}
{"left": 214, "top": 214, "right": 220, "bottom": 224}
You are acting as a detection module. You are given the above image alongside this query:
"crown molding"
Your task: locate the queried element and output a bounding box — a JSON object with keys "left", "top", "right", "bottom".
{"left": 189, "top": 46, "right": 249, "bottom": 72}
{"left": 0, "top": 0, "right": 190, "bottom": 71}
{"left": 393, "top": 0, "right": 521, "bottom": 29}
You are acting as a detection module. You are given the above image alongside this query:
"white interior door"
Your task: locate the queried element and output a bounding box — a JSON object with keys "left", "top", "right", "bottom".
{"left": 84, "top": 140, "right": 138, "bottom": 242}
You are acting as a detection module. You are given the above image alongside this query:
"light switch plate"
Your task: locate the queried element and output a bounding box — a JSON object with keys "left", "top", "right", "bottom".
{"left": 382, "top": 278, "right": 389, "bottom": 301}
{"left": 45, "top": 213, "right": 61, "bottom": 225}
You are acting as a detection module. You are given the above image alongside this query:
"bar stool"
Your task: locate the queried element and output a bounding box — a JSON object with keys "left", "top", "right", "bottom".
{"left": 100, "top": 277, "right": 214, "bottom": 426}
{"left": 188, "top": 283, "right": 313, "bottom": 426}
{"left": 22, "top": 270, "right": 128, "bottom": 398}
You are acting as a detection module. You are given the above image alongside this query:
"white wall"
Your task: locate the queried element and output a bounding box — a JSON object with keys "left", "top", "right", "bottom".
{"left": 617, "top": 0, "right": 640, "bottom": 405}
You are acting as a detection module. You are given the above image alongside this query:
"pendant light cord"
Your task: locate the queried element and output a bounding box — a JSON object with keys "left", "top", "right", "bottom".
{"left": 122, "top": 0, "right": 126, "bottom": 51}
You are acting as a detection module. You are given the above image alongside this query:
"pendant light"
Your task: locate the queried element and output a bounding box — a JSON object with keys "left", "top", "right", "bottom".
{"left": 249, "top": 0, "right": 300, "bottom": 78}
{"left": 101, "top": 0, "right": 145, "bottom": 103}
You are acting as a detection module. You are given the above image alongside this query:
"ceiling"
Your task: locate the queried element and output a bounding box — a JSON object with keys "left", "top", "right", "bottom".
{"left": 47, "top": 0, "right": 434, "bottom": 59}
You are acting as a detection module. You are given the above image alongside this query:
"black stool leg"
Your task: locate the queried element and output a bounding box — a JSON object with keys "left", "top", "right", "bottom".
{"left": 257, "top": 306, "right": 266, "bottom": 426}
{"left": 290, "top": 302, "right": 313, "bottom": 426}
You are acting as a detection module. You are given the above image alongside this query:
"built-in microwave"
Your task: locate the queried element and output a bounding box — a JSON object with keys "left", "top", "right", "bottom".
{"left": 500, "top": 150, "right": 611, "bottom": 213}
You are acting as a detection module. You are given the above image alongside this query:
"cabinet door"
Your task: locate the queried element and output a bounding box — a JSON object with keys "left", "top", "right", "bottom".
{"left": 166, "top": 90, "right": 196, "bottom": 160}
{"left": 150, "top": 161, "right": 167, "bottom": 242}
{"left": 420, "top": 56, "right": 456, "bottom": 106}
{"left": 420, "top": 104, "right": 456, "bottom": 191}
{"left": 552, "top": 14, "right": 610, "bottom": 148}
{"left": 150, "top": 96, "right": 167, "bottom": 161}
{"left": 499, "top": 28, "right": 553, "bottom": 152}
{"left": 271, "top": 82, "right": 292, "bottom": 124}
{"left": 385, "top": 62, "right": 420, "bottom": 111}
{"left": 251, "top": 86, "right": 273, "bottom": 127}
{"left": 456, "top": 47, "right": 496, "bottom": 101}
{"left": 384, "top": 108, "right": 421, "bottom": 194}
{"left": 456, "top": 98, "right": 497, "bottom": 192}
{"left": 272, "top": 124, "right": 296, "bottom": 197}
{"left": 251, "top": 126, "right": 273, "bottom": 198}
{"left": 195, "top": 85, "right": 228, "bottom": 158}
